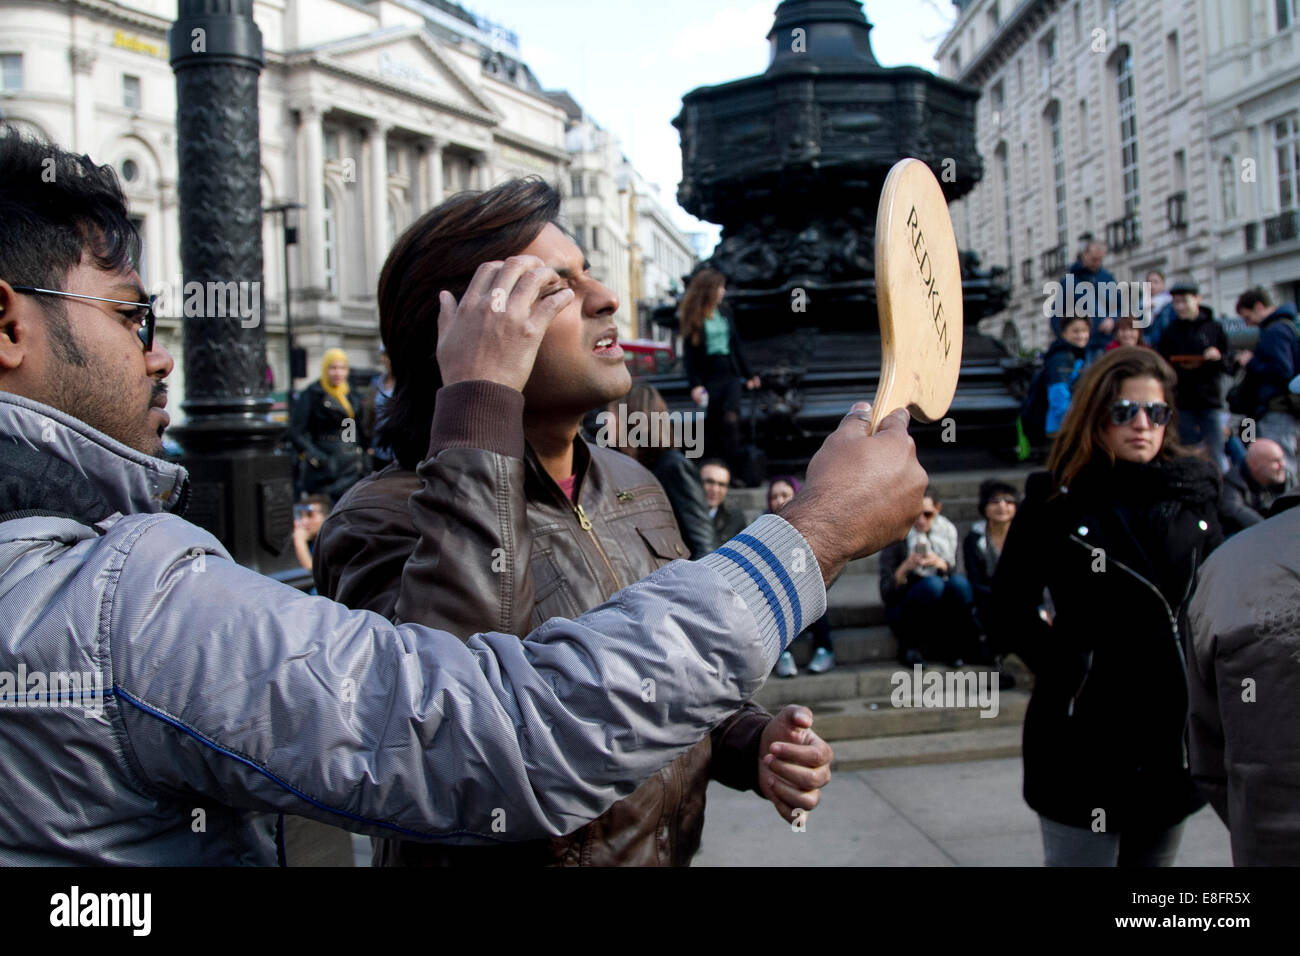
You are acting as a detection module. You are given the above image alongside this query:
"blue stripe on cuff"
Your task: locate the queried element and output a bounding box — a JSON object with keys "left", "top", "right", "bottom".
{"left": 732, "top": 532, "right": 804, "bottom": 636}
{"left": 714, "top": 546, "right": 789, "bottom": 649}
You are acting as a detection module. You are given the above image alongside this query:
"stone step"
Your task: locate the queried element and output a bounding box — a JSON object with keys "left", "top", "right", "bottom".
{"left": 787, "top": 689, "right": 1030, "bottom": 742}
{"left": 778, "top": 626, "right": 896, "bottom": 674}
{"left": 758, "top": 659, "right": 1032, "bottom": 704}
{"left": 825, "top": 576, "right": 886, "bottom": 628}
{"left": 829, "top": 726, "right": 1023, "bottom": 771}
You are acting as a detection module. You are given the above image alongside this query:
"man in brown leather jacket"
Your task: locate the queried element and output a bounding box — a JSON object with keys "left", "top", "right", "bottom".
{"left": 315, "top": 178, "right": 833, "bottom": 866}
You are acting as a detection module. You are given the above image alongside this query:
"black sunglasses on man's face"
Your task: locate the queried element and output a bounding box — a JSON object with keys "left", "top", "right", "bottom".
{"left": 8, "top": 285, "right": 156, "bottom": 352}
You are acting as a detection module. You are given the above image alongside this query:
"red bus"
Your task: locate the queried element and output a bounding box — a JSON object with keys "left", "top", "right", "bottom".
{"left": 621, "top": 339, "right": 675, "bottom": 377}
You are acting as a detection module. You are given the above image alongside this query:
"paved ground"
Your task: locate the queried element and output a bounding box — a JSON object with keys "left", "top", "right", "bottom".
{"left": 693, "top": 757, "right": 1233, "bottom": 866}
{"left": 349, "top": 756, "right": 1231, "bottom": 866}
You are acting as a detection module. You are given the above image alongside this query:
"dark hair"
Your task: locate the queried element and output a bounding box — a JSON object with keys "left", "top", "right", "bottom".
{"left": 1047, "top": 347, "right": 1185, "bottom": 489}
{"left": 923, "top": 486, "right": 941, "bottom": 504}
{"left": 1235, "top": 286, "right": 1272, "bottom": 313}
{"left": 698, "top": 458, "right": 730, "bottom": 474}
{"left": 977, "top": 479, "right": 1017, "bottom": 516}
{"left": 1060, "top": 314, "right": 1091, "bottom": 333}
{"left": 677, "top": 268, "right": 725, "bottom": 347}
{"left": 377, "top": 177, "right": 562, "bottom": 469}
{"left": 0, "top": 125, "right": 140, "bottom": 366}
{"left": 301, "top": 493, "right": 332, "bottom": 512}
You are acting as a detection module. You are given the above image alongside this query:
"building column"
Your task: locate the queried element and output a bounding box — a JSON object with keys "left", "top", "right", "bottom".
{"left": 368, "top": 121, "right": 391, "bottom": 280}
{"left": 427, "top": 137, "right": 445, "bottom": 206}
{"left": 299, "top": 105, "right": 326, "bottom": 293}
{"left": 69, "top": 47, "right": 97, "bottom": 152}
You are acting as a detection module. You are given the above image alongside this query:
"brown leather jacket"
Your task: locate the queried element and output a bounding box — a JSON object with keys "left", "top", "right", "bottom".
{"left": 314, "top": 381, "right": 772, "bottom": 866}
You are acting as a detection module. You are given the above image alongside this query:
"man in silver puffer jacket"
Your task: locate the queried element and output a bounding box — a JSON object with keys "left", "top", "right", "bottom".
{"left": 0, "top": 129, "right": 927, "bottom": 864}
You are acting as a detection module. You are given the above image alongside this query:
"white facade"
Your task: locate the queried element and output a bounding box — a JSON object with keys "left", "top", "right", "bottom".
{"left": 0, "top": 0, "right": 663, "bottom": 418}
{"left": 629, "top": 169, "right": 696, "bottom": 342}
{"left": 557, "top": 111, "right": 633, "bottom": 339}
{"left": 937, "top": 0, "right": 1300, "bottom": 354}
{"left": 1203, "top": 0, "right": 1300, "bottom": 311}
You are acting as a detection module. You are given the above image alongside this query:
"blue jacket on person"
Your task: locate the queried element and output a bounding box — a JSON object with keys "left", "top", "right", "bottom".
{"left": 1144, "top": 302, "right": 1177, "bottom": 349}
{"left": 1042, "top": 336, "right": 1098, "bottom": 436}
{"left": 1246, "top": 303, "right": 1299, "bottom": 415}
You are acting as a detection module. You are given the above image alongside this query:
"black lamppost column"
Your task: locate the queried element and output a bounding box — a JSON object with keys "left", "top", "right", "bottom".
{"left": 167, "top": 0, "right": 306, "bottom": 586}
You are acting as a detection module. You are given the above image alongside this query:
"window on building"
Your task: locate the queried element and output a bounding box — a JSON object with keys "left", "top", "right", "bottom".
{"left": 987, "top": 3, "right": 1000, "bottom": 31}
{"left": 123, "top": 74, "right": 141, "bottom": 112}
{"left": 324, "top": 130, "right": 341, "bottom": 162}
{"left": 571, "top": 172, "right": 584, "bottom": 197}
{"left": 120, "top": 158, "right": 139, "bottom": 184}
{"left": 1116, "top": 46, "right": 1140, "bottom": 217}
{"left": 1173, "top": 149, "right": 1187, "bottom": 193}
{"left": 322, "top": 189, "right": 338, "bottom": 296}
{"left": 1047, "top": 104, "right": 1068, "bottom": 249}
{"left": 991, "top": 80, "right": 1005, "bottom": 118}
{"left": 1220, "top": 156, "right": 1238, "bottom": 220}
{"left": 387, "top": 145, "right": 400, "bottom": 177}
{"left": 1079, "top": 98, "right": 1088, "bottom": 135}
{"left": 1073, "top": 2, "right": 1082, "bottom": 42}
{"left": 951, "top": 50, "right": 962, "bottom": 74}
{"left": 1165, "top": 32, "right": 1181, "bottom": 97}
{"left": 1278, "top": 0, "right": 1298, "bottom": 31}
{"left": 1039, "top": 30, "right": 1057, "bottom": 70}
{"left": 1275, "top": 114, "right": 1300, "bottom": 209}
{"left": 590, "top": 225, "right": 600, "bottom": 251}
{"left": 1017, "top": 57, "right": 1024, "bottom": 93}
{"left": 0, "top": 53, "right": 21, "bottom": 91}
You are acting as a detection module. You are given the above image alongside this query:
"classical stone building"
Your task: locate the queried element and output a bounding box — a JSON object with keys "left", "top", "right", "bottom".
{"left": 0, "top": 0, "right": 692, "bottom": 419}
{"left": 937, "top": 0, "right": 1300, "bottom": 354}
{"left": 1203, "top": 0, "right": 1300, "bottom": 311}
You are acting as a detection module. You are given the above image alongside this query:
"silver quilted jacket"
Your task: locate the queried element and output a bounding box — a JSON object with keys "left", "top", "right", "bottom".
{"left": 0, "top": 392, "right": 824, "bottom": 865}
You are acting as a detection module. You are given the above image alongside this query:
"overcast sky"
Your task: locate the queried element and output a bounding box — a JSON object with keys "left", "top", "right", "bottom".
{"left": 477, "top": 0, "right": 957, "bottom": 248}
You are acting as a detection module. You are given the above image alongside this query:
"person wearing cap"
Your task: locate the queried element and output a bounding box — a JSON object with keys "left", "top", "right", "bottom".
{"left": 1156, "top": 280, "right": 1230, "bottom": 471}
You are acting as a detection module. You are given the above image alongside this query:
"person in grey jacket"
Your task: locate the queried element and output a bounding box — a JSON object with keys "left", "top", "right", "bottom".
{"left": 1187, "top": 492, "right": 1300, "bottom": 865}
{"left": 0, "top": 129, "right": 928, "bottom": 864}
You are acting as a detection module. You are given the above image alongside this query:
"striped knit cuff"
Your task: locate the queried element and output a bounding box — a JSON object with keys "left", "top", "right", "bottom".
{"left": 700, "top": 513, "right": 828, "bottom": 661}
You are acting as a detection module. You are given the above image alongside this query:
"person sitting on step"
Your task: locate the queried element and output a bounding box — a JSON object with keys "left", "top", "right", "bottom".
{"left": 880, "top": 487, "right": 982, "bottom": 668}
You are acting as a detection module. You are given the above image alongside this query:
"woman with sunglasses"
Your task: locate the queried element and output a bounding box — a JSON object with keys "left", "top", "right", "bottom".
{"left": 993, "top": 347, "right": 1223, "bottom": 866}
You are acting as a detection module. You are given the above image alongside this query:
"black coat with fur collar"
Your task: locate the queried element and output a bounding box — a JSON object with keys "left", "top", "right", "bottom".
{"left": 993, "top": 455, "right": 1224, "bottom": 832}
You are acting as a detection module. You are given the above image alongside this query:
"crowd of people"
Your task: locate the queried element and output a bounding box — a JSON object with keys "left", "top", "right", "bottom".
{"left": 1, "top": 123, "right": 1296, "bottom": 870}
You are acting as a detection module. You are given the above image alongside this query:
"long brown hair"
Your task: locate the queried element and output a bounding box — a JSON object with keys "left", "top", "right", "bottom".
{"left": 677, "top": 268, "right": 726, "bottom": 347}
{"left": 1047, "top": 346, "right": 1185, "bottom": 489}
{"left": 377, "top": 177, "right": 561, "bottom": 469}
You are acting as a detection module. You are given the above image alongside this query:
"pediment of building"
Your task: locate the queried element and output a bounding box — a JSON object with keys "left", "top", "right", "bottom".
{"left": 300, "top": 27, "right": 500, "bottom": 122}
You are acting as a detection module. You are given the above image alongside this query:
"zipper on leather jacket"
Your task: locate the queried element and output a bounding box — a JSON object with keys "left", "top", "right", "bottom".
{"left": 1068, "top": 533, "right": 1193, "bottom": 768}
{"left": 573, "top": 502, "right": 623, "bottom": 591}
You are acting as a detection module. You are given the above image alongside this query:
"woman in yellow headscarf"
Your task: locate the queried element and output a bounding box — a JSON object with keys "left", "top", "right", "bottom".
{"left": 289, "top": 348, "right": 369, "bottom": 501}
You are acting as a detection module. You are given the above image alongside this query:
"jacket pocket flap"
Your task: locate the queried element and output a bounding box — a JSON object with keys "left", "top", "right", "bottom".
{"left": 636, "top": 524, "right": 687, "bottom": 560}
